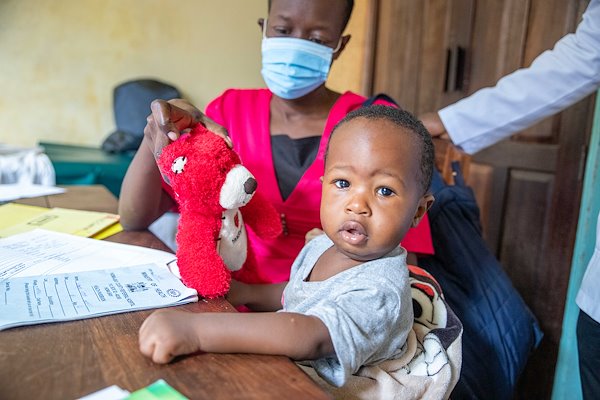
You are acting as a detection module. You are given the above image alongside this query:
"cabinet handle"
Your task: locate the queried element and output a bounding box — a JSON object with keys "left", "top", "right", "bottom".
{"left": 444, "top": 46, "right": 467, "bottom": 93}
{"left": 444, "top": 48, "right": 453, "bottom": 93}
{"left": 455, "top": 46, "right": 466, "bottom": 91}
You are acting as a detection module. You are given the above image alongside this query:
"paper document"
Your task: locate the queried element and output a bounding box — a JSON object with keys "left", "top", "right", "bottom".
{"left": 0, "top": 229, "right": 178, "bottom": 281}
{"left": 0, "top": 183, "right": 65, "bottom": 202}
{"left": 0, "top": 264, "right": 197, "bottom": 331}
{"left": 0, "top": 229, "right": 192, "bottom": 331}
{"left": 0, "top": 203, "right": 121, "bottom": 239}
{"left": 78, "top": 385, "right": 130, "bottom": 400}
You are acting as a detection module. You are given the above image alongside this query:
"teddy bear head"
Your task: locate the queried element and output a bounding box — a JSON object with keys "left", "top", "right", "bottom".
{"left": 158, "top": 124, "right": 257, "bottom": 215}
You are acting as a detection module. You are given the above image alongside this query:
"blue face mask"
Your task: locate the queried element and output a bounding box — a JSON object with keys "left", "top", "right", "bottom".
{"left": 261, "top": 23, "right": 341, "bottom": 100}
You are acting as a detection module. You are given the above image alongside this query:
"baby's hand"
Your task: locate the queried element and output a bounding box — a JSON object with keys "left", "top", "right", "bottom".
{"left": 139, "top": 309, "right": 202, "bottom": 364}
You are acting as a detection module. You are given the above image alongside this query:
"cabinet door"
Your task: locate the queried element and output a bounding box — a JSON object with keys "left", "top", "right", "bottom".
{"left": 372, "top": 0, "right": 474, "bottom": 114}
{"left": 371, "top": 0, "right": 594, "bottom": 398}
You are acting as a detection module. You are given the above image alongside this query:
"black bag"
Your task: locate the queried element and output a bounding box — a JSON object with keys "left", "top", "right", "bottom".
{"left": 418, "top": 163, "right": 543, "bottom": 399}
{"left": 101, "top": 79, "right": 181, "bottom": 153}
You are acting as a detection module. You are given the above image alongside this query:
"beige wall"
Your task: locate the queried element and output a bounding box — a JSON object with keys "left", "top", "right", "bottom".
{"left": 0, "top": 0, "right": 368, "bottom": 148}
{"left": 329, "top": 0, "right": 369, "bottom": 96}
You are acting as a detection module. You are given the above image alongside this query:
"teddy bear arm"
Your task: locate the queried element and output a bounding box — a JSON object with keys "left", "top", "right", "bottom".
{"left": 176, "top": 222, "right": 232, "bottom": 299}
{"left": 240, "top": 191, "right": 283, "bottom": 239}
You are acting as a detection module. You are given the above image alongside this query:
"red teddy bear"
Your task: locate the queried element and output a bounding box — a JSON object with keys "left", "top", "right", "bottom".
{"left": 158, "top": 124, "right": 282, "bottom": 298}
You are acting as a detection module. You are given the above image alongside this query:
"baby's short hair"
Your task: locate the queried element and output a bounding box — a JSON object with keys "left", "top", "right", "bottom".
{"left": 328, "top": 105, "right": 434, "bottom": 194}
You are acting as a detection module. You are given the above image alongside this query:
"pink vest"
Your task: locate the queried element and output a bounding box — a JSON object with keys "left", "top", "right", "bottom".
{"left": 202, "top": 89, "right": 433, "bottom": 284}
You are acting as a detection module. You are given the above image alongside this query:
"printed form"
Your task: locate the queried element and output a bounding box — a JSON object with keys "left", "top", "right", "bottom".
{"left": 0, "top": 229, "right": 196, "bottom": 331}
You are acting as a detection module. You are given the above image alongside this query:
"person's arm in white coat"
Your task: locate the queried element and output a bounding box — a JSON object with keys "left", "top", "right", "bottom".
{"left": 423, "top": 0, "right": 600, "bottom": 155}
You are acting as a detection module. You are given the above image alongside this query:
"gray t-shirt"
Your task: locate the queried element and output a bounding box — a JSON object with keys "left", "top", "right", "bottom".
{"left": 282, "top": 234, "right": 414, "bottom": 387}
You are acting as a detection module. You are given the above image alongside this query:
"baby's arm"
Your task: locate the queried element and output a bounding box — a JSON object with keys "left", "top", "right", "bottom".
{"left": 139, "top": 309, "right": 333, "bottom": 364}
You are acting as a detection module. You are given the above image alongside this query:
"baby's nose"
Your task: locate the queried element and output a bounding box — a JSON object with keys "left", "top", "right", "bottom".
{"left": 244, "top": 177, "right": 257, "bottom": 194}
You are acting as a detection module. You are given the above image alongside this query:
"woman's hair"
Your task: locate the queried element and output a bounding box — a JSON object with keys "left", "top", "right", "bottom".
{"left": 267, "top": 0, "right": 354, "bottom": 33}
{"left": 327, "top": 105, "right": 435, "bottom": 195}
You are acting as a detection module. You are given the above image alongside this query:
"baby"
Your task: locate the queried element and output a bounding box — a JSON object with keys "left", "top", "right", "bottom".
{"left": 139, "top": 104, "right": 435, "bottom": 388}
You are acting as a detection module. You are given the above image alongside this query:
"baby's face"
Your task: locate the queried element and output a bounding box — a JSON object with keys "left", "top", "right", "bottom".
{"left": 321, "top": 117, "right": 430, "bottom": 261}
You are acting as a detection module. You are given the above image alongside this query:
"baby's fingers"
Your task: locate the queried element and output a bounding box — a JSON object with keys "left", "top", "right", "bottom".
{"left": 150, "top": 342, "right": 176, "bottom": 364}
{"left": 139, "top": 328, "right": 175, "bottom": 364}
{"left": 139, "top": 336, "right": 155, "bottom": 359}
{"left": 139, "top": 338, "right": 175, "bottom": 364}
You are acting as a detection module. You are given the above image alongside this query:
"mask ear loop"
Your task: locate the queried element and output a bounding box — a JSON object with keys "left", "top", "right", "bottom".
{"left": 262, "top": 18, "right": 268, "bottom": 39}
{"left": 332, "top": 36, "right": 343, "bottom": 53}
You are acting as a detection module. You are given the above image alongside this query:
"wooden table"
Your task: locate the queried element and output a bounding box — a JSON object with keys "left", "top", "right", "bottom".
{"left": 0, "top": 185, "right": 330, "bottom": 400}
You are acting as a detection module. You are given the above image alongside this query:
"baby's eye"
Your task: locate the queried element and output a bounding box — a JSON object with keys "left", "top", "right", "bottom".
{"left": 377, "top": 187, "right": 395, "bottom": 197}
{"left": 309, "top": 37, "right": 326, "bottom": 45}
{"left": 334, "top": 179, "right": 350, "bottom": 189}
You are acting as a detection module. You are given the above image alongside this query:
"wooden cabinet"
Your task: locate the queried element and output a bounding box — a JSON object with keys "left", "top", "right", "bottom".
{"left": 367, "top": 0, "right": 595, "bottom": 398}
{"left": 373, "top": 0, "right": 475, "bottom": 113}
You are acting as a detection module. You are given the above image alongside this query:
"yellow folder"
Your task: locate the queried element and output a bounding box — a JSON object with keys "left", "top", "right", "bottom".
{"left": 0, "top": 203, "right": 122, "bottom": 239}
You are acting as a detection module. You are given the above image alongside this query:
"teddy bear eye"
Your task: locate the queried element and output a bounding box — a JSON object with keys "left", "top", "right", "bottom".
{"left": 171, "top": 156, "right": 187, "bottom": 174}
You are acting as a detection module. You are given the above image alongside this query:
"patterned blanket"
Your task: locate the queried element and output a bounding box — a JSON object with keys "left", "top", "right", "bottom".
{"left": 301, "top": 265, "right": 463, "bottom": 400}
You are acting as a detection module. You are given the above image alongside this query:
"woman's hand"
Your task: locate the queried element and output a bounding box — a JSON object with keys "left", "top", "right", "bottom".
{"left": 419, "top": 112, "right": 450, "bottom": 139}
{"left": 139, "top": 309, "right": 203, "bottom": 364}
{"left": 144, "top": 99, "right": 233, "bottom": 162}
{"left": 226, "top": 279, "right": 252, "bottom": 307}
{"left": 226, "top": 280, "right": 287, "bottom": 312}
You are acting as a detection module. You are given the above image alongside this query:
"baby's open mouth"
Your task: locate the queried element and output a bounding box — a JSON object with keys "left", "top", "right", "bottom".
{"left": 339, "top": 221, "right": 368, "bottom": 245}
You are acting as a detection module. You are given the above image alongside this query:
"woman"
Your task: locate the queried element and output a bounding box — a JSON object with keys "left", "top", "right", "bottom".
{"left": 119, "top": 0, "right": 432, "bottom": 285}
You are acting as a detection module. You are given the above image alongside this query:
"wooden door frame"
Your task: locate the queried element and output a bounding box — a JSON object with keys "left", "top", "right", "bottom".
{"left": 360, "top": 0, "right": 378, "bottom": 95}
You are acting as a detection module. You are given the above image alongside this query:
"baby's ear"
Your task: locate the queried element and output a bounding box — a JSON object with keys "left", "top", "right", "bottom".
{"left": 411, "top": 194, "right": 434, "bottom": 228}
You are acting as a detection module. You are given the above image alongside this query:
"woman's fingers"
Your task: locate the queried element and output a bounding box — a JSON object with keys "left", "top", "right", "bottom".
{"left": 198, "top": 113, "right": 233, "bottom": 148}
{"left": 151, "top": 99, "right": 196, "bottom": 140}
{"left": 166, "top": 99, "right": 232, "bottom": 148}
{"left": 419, "top": 112, "right": 447, "bottom": 137}
{"left": 148, "top": 98, "right": 233, "bottom": 150}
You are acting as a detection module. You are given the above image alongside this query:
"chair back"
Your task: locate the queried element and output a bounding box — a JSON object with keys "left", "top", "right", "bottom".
{"left": 102, "top": 78, "right": 181, "bottom": 153}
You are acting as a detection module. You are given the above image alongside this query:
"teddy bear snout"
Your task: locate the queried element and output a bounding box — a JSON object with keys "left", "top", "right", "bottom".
{"left": 244, "top": 177, "right": 257, "bottom": 195}
{"left": 219, "top": 164, "right": 257, "bottom": 209}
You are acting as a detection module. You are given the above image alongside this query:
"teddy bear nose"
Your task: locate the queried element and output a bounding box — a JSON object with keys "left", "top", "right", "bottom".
{"left": 244, "top": 177, "right": 257, "bottom": 194}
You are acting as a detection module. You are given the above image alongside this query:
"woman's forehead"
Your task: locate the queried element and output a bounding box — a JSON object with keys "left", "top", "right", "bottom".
{"left": 268, "top": 0, "right": 348, "bottom": 28}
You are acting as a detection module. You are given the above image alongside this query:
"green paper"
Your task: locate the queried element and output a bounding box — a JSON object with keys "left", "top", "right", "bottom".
{"left": 126, "top": 379, "right": 188, "bottom": 400}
